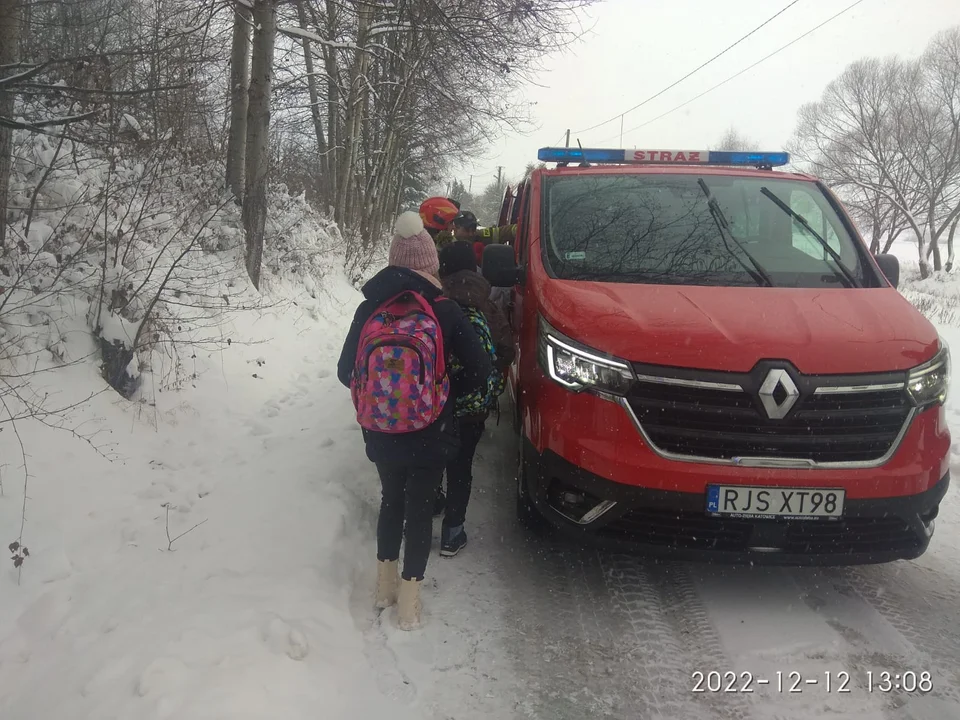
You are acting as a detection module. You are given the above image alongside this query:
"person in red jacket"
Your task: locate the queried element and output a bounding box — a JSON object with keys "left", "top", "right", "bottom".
{"left": 419, "top": 197, "right": 459, "bottom": 248}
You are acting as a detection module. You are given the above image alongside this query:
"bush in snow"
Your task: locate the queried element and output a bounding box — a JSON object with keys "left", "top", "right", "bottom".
{"left": 0, "top": 111, "right": 349, "bottom": 582}
{"left": 1, "top": 127, "right": 342, "bottom": 406}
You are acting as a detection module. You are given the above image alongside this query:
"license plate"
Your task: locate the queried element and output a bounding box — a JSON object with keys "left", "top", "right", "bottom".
{"left": 706, "top": 485, "right": 845, "bottom": 519}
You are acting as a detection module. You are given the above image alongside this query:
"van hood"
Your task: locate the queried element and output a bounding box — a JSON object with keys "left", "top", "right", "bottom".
{"left": 541, "top": 281, "right": 939, "bottom": 374}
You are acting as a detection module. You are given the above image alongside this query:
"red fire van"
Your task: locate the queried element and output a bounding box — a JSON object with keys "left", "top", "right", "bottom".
{"left": 482, "top": 146, "right": 950, "bottom": 565}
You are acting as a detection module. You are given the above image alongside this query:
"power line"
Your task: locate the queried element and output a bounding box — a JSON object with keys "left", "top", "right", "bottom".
{"left": 572, "top": 0, "right": 803, "bottom": 135}
{"left": 604, "top": 0, "right": 869, "bottom": 146}
{"left": 457, "top": 164, "right": 496, "bottom": 180}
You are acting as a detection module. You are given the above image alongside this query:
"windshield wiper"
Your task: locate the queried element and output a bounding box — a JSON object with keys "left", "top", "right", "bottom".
{"left": 759, "top": 187, "right": 861, "bottom": 289}
{"left": 697, "top": 178, "right": 773, "bottom": 287}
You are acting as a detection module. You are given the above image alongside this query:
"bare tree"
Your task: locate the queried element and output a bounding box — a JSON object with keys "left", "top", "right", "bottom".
{"left": 268, "top": 0, "right": 596, "bottom": 252}
{"left": 792, "top": 31, "right": 960, "bottom": 277}
{"left": 242, "top": 0, "right": 278, "bottom": 290}
{"left": 5, "top": 0, "right": 596, "bottom": 293}
{"left": 475, "top": 174, "right": 509, "bottom": 226}
{"left": 0, "top": 0, "right": 22, "bottom": 249}
{"left": 226, "top": 1, "right": 252, "bottom": 201}
{"left": 292, "top": 0, "right": 328, "bottom": 199}
{"left": 794, "top": 60, "right": 934, "bottom": 275}
{"left": 843, "top": 188, "right": 909, "bottom": 254}
{"left": 714, "top": 127, "right": 760, "bottom": 152}
{"left": 448, "top": 178, "right": 474, "bottom": 209}
{"left": 914, "top": 28, "right": 960, "bottom": 270}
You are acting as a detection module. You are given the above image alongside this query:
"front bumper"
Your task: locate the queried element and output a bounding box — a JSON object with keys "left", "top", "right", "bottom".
{"left": 524, "top": 438, "right": 949, "bottom": 566}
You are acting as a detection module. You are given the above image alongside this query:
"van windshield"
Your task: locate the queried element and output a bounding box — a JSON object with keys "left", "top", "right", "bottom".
{"left": 543, "top": 173, "right": 875, "bottom": 288}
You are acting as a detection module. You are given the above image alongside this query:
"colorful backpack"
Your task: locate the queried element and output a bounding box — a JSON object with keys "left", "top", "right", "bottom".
{"left": 351, "top": 291, "right": 450, "bottom": 433}
{"left": 449, "top": 306, "right": 505, "bottom": 417}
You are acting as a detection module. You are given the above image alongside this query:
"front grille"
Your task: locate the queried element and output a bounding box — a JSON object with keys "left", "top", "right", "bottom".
{"left": 626, "top": 368, "right": 912, "bottom": 464}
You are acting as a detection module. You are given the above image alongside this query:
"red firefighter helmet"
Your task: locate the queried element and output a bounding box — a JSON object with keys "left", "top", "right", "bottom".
{"left": 419, "top": 196, "right": 460, "bottom": 232}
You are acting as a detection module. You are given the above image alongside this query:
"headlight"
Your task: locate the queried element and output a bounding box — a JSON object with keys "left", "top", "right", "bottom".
{"left": 537, "top": 316, "right": 634, "bottom": 396}
{"left": 907, "top": 343, "right": 950, "bottom": 409}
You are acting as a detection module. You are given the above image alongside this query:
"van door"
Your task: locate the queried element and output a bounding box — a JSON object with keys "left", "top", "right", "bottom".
{"left": 497, "top": 186, "right": 514, "bottom": 228}
{"left": 508, "top": 180, "right": 532, "bottom": 400}
{"left": 510, "top": 180, "right": 525, "bottom": 225}
{"left": 511, "top": 181, "right": 532, "bottom": 329}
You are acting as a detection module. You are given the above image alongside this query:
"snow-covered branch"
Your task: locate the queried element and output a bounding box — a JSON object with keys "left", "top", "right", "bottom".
{"left": 278, "top": 26, "right": 361, "bottom": 51}
{"left": 0, "top": 112, "right": 98, "bottom": 132}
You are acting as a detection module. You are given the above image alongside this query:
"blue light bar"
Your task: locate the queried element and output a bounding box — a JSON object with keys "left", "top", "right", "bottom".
{"left": 538, "top": 147, "right": 630, "bottom": 163}
{"left": 708, "top": 151, "right": 790, "bottom": 167}
{"left": 537, "top": 147, "right": 789, "bottom": 168}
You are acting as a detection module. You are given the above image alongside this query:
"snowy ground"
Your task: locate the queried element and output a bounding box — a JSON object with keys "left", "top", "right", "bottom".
{"left": 3, "top": 232, "right": 960, "bottom": 719}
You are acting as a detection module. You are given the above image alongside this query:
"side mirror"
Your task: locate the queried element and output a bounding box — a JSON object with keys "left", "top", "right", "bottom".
{"left": 875, "top": 253, "right": 900, "bottom": 288}
{"left": 483, "top": 244, "right": 522, "bottom": 287}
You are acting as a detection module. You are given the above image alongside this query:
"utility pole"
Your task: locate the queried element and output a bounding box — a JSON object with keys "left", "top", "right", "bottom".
{"left": 619, "top": 115, "right": 624, "bottom": 146}
{"left": 496, "top": 166, "right": 503, "bottom": 190}
{"left": 565, "top": 128, "right": 570, "bottom": 147}
{"left": 468, "top": 174, "right": 473, "bottom": 194}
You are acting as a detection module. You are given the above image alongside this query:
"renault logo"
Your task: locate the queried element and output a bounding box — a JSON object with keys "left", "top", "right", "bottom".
{"left": 758, "top": 368, "right": 799, "bottom": 420}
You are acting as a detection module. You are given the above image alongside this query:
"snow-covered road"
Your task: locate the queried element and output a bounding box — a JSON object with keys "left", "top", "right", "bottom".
{"left": 377, "top": 413, "right": 960, "bottom": 720}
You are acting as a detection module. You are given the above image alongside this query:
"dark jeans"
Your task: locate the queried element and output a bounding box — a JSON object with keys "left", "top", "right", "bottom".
{"left": 375, "top": 463, "right": 443, "bottom": 581}
{"left": 443, "top": 420, "right": 485, "bottom": 530}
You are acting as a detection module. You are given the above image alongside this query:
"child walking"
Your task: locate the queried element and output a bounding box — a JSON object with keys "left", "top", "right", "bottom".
{"left": 337, "top": 213, "right": 492, "bottom": 630}
{"left": 436, "top": 240, "right": 515, "bottom": 557}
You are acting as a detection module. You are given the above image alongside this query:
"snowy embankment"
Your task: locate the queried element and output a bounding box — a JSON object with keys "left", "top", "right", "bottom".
{"left": 889, "top": 236, "right": 960, "bottom": 447}
{"left": 888, "top": 237, "right": 960, "bottom": 562}
{"left": 0, "top": 135, "right": 422, "bottom": 718}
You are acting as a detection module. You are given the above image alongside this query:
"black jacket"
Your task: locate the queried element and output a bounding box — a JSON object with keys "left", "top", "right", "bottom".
{"left": 337, "top": 266, "right": 493, "bottom": 468}
{"left": 441, "top": 269, "right": 516, "bottom": 371}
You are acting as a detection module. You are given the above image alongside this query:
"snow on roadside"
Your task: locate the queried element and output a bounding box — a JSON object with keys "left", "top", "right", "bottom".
{"left": 0, "top": 262, "right": 427, "bottom": 719}
{"left": 0, "top": 139, "right": 431, "bottom": 720}
{"left": 885, "top": 237, "right": 960, "bottom": 563}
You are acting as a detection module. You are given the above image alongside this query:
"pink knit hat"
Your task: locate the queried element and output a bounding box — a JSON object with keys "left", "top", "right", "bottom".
{"left": 388, "top": 211, "right": 440, "bottom": 276}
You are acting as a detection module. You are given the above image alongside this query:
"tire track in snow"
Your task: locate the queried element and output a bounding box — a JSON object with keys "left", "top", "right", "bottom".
{"left": 594, "top": 555, "right": 753, "bottom": 720}
{"left": 689, "top": 565, "right": 889, "bottom": 720}
{"left": 816, "top": 563, "right": 960, "bottom": 719}
{"left": 646, "top": 562, "right": 755, "bottom": 720}
{"left": 693, "top": 563, "right": 945, "bottom": 720}
{"left": 479, "top": 422, "right": 744, "bottom": 720}
{"left": 789, "top": 567, "right": 951, "bottom": 720}
{"left": 481, "top": 443, "right": 618, "bottom": 718}
{"left": 472, "top": 424, "right": 672, "bottom": 719}
{"left": 496, "top": 537, "right": 672, "bottom": 719}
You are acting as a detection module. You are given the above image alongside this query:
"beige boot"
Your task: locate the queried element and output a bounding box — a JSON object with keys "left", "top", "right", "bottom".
{"left": 396, "top": 578, "right": 422, "bottom": 631}
{"left": 375, "top": 560, "right": 399, "bottom": 609}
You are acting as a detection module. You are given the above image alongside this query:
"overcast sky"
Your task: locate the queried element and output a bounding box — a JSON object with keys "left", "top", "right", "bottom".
{"left": 450, "top": 0, "right": 960, "bottom": 193}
